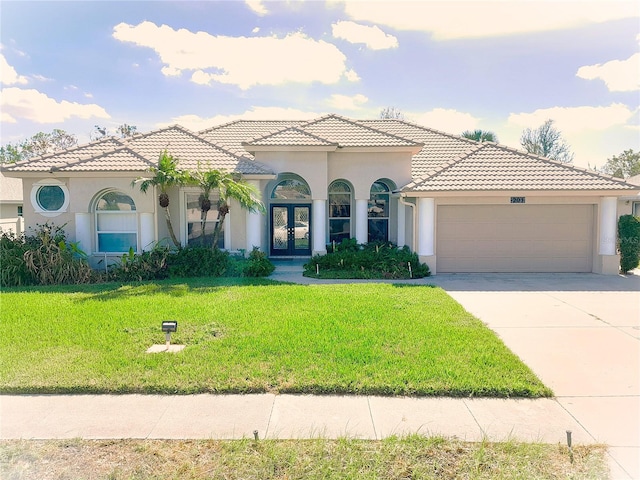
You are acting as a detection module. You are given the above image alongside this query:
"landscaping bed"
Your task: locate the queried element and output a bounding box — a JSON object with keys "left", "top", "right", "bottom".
{"left": 0, "top": 279, "right": 550, "bottom": 397}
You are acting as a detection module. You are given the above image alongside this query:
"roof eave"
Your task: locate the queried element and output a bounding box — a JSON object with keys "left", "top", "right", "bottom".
{"left": 399, "top": 188, "right": 640, "bottom": 197}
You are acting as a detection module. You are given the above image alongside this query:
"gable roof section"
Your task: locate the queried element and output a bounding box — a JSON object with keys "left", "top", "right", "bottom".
{"left": 403, "top": 143, "right": 637, "bottom": 192}
{"left": 3, "top": 137, "right": 124, "bottom": 172}
{"left": 298, "top": 114, "right": 422, "bottom": 148}
{"left": 2, "top": 125, "right": 274, "bottom": 176}
{"left": 243, "top": 127, "right": 338, "bottom": 148}
{"left": 200, "top": 120, "right": 304, "bottom": 157}
{"left": 360, "top": 119, "right": 479, "bottom": 176}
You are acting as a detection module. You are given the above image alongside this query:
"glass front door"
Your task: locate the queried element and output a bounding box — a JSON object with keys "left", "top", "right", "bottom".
{"left": 271, "top": 204, "right": 311, "bottom": 256}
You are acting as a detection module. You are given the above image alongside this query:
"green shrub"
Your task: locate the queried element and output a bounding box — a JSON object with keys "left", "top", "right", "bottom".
{"left": 107, "top": 245, "right": 170, "bottom": 282}
{"left": 0, "top": 231, "right": 35, "bottom": 287}
{"left": 241, "top": 247, "right": 275, "bottom": 277}
{"left": 305, "top": 241, "right": 430, "bottom": 279}
{"left": 1, "top": 224, "right": 98, "bottom": 287}
{"left": 166, "top": 246, "right": 229, "bottom": 278}
{"left": 618, "top": 214, "right": 640, "bottom": 273}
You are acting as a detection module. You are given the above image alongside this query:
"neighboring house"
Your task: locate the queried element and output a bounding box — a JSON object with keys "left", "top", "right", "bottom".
{"left": 2, "top": 114, "right": 638, "bottom": 274}
{"left": 0, "top": 171, "right": 24, "bottom": 235}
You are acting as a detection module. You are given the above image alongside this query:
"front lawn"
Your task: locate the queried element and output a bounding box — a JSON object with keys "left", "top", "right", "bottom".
{"left": 0, "top": 279, "right": 551, "bottom": 397}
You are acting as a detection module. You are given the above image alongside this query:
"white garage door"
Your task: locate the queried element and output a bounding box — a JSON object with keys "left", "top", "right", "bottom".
{"left": 437, "top": 205, "right": 593, "bottom": 273}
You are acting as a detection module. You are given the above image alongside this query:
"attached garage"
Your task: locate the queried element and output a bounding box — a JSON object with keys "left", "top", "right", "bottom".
{"left": 436, "top": 204, "right": 594, "bottom": 273}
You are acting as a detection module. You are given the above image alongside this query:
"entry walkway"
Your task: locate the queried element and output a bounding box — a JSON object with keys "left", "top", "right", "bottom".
{"left": 1, "top": 267, "right": 638, "bottom": 479}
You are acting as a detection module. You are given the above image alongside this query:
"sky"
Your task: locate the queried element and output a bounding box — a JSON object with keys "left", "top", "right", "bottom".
{"left": 1, "top": 0, "right": 638, "bottom": 169}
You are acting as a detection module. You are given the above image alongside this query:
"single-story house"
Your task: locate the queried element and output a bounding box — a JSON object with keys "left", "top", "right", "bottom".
{"left": 2, "top": 114, "right": 638, "bottom": 274}
{"left": 0, "top": 171, "right": 24, "bottom": 235}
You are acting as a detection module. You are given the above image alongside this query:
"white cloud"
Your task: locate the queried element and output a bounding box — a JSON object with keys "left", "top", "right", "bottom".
{"left": 252, "top": 27, "right": 260, "bottom": 34}
{"left": 343, "top": 1, "right": 639, "bottom": 40}
{"left": 332, "top": 20, "right": 398, "bottom": 50}
{"left": 327, "top": 93, "right": 369, "bottom": 110}
{"left": 0, "top": 54, "right": 28, "bottom": 85}
{"left": 113, "top": 22, "right": 356, "bottom": 90}
{"left": 0, "top": 87, "right": 110, "bottom": 124}
{"left": 162, "top": 106, "right": 323, "bottom": 131}
{"left": 577, "top": 53, "right": 640, "bottom": 92}
{"left": 246, "top": 0, "right": 268, "bottom": 16}
{"left": 408, "top": 108, "right": 480, "bottom": 133}
{"left": 507, "top": 103, "right": 635, "bottom": 133}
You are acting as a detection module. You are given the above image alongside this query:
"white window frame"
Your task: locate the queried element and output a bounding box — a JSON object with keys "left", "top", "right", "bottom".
{"left": 328, "top": 180, "right": 352, "bottom": 243}
{"left": 30, "top": 179, "right": 70, "bottom": 217}
{"left": 633, "top": 202, "right": 640, "bottom": 217}
{"left": 94, "top": 190, "right": 138, "bottom": 253}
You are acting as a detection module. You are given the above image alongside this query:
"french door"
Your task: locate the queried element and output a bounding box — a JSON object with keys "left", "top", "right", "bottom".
{"left": 270, "top": 204, "right": 311, "bottom": 256}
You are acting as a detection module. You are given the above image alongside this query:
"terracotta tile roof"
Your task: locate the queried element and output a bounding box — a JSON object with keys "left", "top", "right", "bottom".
{"left": 403, "top": 143, "right": 637, "bottom": 192}
{"left": 297, "top": 114, "right": 422, "bottom": 148}
{"left": 360, "top": 120, "right": 478, "bottom": 176}
{"left": 2, "top": 125, "right": 274, "bottom": 176}
{"left": 3, "top": 137, "right": 124, "bottom": 172}
{"left": 243, "top": 127, "right": 338, "bottom": 147}
{"left": 200, "top": 120, "right": 303, "bottom": 156}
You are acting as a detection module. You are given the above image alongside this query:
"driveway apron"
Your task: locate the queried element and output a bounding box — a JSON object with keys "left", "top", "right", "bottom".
{"left": 429, "top": 273, "right": 640, "bottom": 480}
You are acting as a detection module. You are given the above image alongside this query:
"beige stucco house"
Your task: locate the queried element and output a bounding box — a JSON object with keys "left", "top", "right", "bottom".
{"left": 0, "top": 171, "right": 24, "bottom": 235}
{"left": 2, "top": 114, "right": 638, "bottom": 274}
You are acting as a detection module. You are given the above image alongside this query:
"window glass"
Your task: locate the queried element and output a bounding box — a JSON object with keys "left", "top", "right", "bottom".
{"left": 633, "top": 202, "right": 640, "bottom": 217}
{"left": 368, "top": 181, "right": 390, "bottom": 242}
{"left": 186, "top": 192, "right": 224, "bottom": 248}
{"left": 271, "top": 179, "right": 311, "bottom": 200}
{"left": 95, "top": 191, "right": 137, "bottom": 253}
{"left": 37, "top": 185, "right": 65, "bottom": 211}
{"left": 329, "top": 180, "right": 352, "bottom": 242}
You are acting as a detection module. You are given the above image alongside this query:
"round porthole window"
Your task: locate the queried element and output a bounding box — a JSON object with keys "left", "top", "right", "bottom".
{"left": 36, "top": 185, "right": 65, "bottom": 211}
{"left": 31, "top": 181, "right": 70, "bottom": 217}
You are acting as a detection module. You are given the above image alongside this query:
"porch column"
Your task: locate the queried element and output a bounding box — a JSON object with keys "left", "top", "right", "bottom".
{"left": 397, "top": 200, "right": 406, "bottom": 247}
{"left": 599, "top": 197, "right": 617, "bottom": 255}
{"left": 75, "top": 212, "right": 92, "bottom": 254}
{"left": 139, "top": 212, "right": 155, "bottom": 251}
{"left": 246, "top": 181, "right": 262, "bottom": 253}
{"left": 417, "top": 198, "right": 435, "bottom": 256}
{"left": 355, "top": 199, "right": 368, "bottom": 244}
{"left": 312, "top": 199, "right": 326, "bottom": 255}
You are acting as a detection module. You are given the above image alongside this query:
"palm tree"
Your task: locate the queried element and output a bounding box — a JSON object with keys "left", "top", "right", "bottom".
{"left": 462, "top": 129, "right": 499, "bottom": 143}
{"left": 190, "top": 166, "right": 265, "bottom": 249}
{"left": 132, "top": 150, "right": 189, "bottom": 248}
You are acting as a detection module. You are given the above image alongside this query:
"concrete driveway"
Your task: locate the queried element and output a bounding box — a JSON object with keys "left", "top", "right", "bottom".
{"left": 428, "top": 272, "right": 640, "bottom": 480}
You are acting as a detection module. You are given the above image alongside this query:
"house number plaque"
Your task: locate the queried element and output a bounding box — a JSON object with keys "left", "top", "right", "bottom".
{"left": 510, "top": 197, "right": 526, "bottom": 204}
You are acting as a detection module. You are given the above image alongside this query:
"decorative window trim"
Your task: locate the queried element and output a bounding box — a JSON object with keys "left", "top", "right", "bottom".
{"left": 30, "top": 179, "right": 70, "bottom": 217}
{"left": 94, "top": 189, "right": 138, "bottom": 253}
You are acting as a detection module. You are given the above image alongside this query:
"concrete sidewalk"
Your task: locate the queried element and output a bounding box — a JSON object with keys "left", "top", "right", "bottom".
{"left": 2, "top": 267, "right": 638, "bottom": 479}
{"left": 0, "top": 393, "right": 590, "bottom": 442}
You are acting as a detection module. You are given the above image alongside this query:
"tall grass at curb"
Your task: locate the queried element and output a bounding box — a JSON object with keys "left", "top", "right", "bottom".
{"left": 0, "top": 437, "right": 608, "bottom": 480}
{"left": 0, "top": 279, "right": 550, "bottom": 397}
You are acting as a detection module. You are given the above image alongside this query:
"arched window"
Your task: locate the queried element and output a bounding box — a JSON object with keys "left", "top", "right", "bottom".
{"left": 328, "top": 180, "right": 352, "bottom": 242}
{"left": 271, "top": 178, "right": 311, "bottom": 200}
{"left": 368, "top": 181, "right": 390, "bottom": 242}
{"left": 95, "top": 190, "right": 138, "bottom": 252}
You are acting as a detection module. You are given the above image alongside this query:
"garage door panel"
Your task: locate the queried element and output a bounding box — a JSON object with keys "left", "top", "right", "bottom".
{"left": 437, "top": 205, "right": 593, "bottom": 273}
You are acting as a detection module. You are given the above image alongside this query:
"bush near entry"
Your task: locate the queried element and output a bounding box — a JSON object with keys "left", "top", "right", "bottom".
{"left": 304, "top": 239, "right": 430, "bottom": 279}
{"left": 618, "top": 214, "right": 640, "bottom": 273}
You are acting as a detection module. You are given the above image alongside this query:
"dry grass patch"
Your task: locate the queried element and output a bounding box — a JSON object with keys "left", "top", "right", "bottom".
{"left": 1, "top": 437, "right": 608, "bottom": 480}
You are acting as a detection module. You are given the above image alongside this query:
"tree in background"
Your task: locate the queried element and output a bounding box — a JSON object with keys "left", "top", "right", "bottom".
{"left": 379, "top": 107, "right": 405, "bottom": 120}
{"left": 0, "top": 129, "right": 78, "bottom": 163}
{"left": 520, "top": 119, "right": 574, "bottom": 164}
{"left": 462, "top": 129, "right": 499, "bottom": 143}
{"left": 133, "top": 150, "right": 190, "bottom": 248}
{"left": 600, "top": 149, "right": 640, "bottom": 179}
{"left": 91, "top": 123, "right": 138, "bottom": 141}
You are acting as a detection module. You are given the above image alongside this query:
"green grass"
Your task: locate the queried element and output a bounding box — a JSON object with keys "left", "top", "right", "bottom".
{"left": 0, "top": 278, "right": 551, "bottom": 397}
{"left": 0, "top": 437, "right": 608, "bottom": 479}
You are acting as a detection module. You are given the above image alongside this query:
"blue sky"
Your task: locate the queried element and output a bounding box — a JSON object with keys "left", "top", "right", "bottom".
{"left": 1, "top": 0, "right": 638, "bottom": 168}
